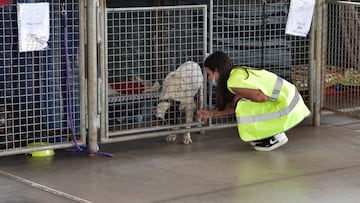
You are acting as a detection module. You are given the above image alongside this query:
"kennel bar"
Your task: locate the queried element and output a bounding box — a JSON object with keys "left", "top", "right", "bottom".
{"left": 87, "top": 0, "right": 99, "bottom": 153}
{"left": 101, "top": 5, "right": 208, "bottom": 143}
{"left": 102, "top": 122, "right": 236, "bottom": 143}
{"left": 311, "top": 0, "right": 326, "bottom": 126}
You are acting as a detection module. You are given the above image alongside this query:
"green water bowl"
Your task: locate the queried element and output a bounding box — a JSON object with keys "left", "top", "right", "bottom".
{"left": 27, "top": 142, "right": 55, "bottom": 157}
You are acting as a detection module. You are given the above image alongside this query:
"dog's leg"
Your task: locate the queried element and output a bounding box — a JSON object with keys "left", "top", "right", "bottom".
{"left": 166, "top": 133, "right": 177, "bottom": 143}
{"left": 183, "top": 101, "right": 195, "bottom": 144}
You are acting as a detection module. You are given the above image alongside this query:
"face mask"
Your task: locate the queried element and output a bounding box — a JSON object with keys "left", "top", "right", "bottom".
{"left": 211, "top": 79, "right": 218, "bottom": 87}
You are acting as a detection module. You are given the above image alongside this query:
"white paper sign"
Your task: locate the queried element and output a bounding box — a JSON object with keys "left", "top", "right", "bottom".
{"left": 17, "top": 3, "right": 50, "bottom": 52}
{"left": 285, "top": 0, "right": 316, "bottom": 37}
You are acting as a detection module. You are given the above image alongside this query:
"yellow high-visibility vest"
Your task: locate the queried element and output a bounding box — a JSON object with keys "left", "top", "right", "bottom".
{"left": 227, "top": 67, "right": 310, "bottom": 142}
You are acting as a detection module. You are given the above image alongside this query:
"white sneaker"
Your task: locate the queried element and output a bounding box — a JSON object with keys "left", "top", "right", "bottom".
{"left": 253, "top": 132, "right": 288, "bottom": 152}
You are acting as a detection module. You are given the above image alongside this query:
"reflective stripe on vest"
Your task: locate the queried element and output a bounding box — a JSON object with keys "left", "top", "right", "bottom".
{"left": 270, "top": 76, "right": 283, "bottom": 101}
{"left": 236, "top": 90, "right": 300, "bottom": 124}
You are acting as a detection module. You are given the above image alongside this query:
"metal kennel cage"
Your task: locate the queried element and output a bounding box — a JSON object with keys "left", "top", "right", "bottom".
{"left": 100, "top": 4, "right": 208, "bottom": 143}
{"left": 208, "top": 0, "right": 312, "bottom": 127}
{"left": 0, "top": 0, "right": 85, "bottom": 156}
{"left": 322, "top": 0, "right": 360, "bottom": 119}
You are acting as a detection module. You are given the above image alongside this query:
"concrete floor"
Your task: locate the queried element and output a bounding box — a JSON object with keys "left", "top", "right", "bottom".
{"left": 1, "top": 112, "right": 360, "bottom": 203}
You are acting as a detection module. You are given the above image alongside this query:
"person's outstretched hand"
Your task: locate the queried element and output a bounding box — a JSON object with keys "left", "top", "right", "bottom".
{"left": 197, "top": 109, "right": 212, "bottom": 120}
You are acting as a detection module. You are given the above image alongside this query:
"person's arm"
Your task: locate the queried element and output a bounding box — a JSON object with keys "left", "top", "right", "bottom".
{"left": 211, "top": 105, "right": 234, "bottom": 117}
{"left": 198, "top": 105, "right": 234, "bottom": 120}
{"left": 230, "top": 87, "right": 269, "bottom": 102}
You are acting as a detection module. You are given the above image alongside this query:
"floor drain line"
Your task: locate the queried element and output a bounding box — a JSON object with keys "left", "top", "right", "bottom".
{"left": 0, "top": 169, "right": 92, "bottom": 203}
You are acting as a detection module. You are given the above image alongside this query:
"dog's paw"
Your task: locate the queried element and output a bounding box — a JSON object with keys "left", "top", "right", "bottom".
{"left": 183, "top": 134, "right": 192, "bottom": 144}
{"left": 166, "top": 134, "right": 177, "bottom": 143}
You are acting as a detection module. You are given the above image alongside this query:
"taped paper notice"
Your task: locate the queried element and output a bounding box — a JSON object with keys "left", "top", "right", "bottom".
{"left": 285, "top": 0, "right": 316, "bottom": 37}
{"left": 17, "top": 3, "right": 50, "bottom": 52}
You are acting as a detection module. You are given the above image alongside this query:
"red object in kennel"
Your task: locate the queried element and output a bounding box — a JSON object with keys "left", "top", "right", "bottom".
{"left": 109, "top": 81, "right": 145, "bottom": 95}
{"left": 0, "top": 0, "right": 12, "bottom": 7}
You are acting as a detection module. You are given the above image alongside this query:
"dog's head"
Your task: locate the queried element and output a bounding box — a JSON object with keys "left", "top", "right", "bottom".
{"left": 156, "top": 99, "right": 181, "bottom": 125}
{"left": 156, "top": 101, "right": 170, "bottom": 121}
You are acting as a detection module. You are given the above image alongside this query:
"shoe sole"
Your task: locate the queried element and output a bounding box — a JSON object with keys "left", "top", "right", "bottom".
{"left": 249, "top": 141, "right": 261, "bottom": 146}
{"left": 253, "top": 135, "right": 288, "bottom": 152}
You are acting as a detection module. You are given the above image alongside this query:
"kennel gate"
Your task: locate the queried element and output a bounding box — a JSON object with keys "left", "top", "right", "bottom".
{"left": 323, "top": 0, "right": 360, "bottom": 119}
{"left": 100, "top": 5, "right": 208, "bottom": 143}
{"left": 0, "top": 0, "right": 86, "bottom": 156}
{"left": 207, "top": 0, "right": 313, "bottom": 127}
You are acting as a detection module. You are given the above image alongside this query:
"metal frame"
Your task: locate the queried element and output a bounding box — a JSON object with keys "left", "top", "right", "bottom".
{"left": 209, "top": 0, "right": 314, "bottom": 126}
{"left": 100, "top": 5, "right": 208, "bottom": 144}
{"left": 322, "top": 0, "right": 360, "bottom": 119}
{"left": 0, "top": 0, "right": 86, "bottom": 156}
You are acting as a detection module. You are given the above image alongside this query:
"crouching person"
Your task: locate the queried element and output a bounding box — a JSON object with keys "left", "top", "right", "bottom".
{"left": 198, "top": 51, "right": 310, "bottom": 151}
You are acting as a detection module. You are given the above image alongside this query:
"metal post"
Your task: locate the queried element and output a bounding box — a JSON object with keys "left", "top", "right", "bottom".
{"left": 87, "top": 0, "right": 99, "bottom": 153}
{"left": 79, "top": 0, "right": 87, "bottom": 145}
{"left": 98, "top": 0, "right": 106, "bottom": 145}
{"left": 313, "top": 0, "right": 324, "bottom": 127}
{"left": 208, "top": 0, "right": 213, "bottom": 125}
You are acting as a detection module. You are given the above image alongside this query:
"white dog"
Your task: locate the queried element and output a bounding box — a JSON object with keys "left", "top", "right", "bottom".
{"left": 156, "top": 61, "right": 204, "bottom": 144}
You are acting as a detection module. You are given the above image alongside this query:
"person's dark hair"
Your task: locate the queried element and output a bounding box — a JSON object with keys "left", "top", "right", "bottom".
{"left": 204, "top": 51, "right": 234, "bottom": 110}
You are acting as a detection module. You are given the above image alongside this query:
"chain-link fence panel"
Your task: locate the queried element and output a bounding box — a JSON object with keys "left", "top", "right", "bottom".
{"left": 102, "top": 5, "right": 208, "bottom": 143}
{"left": 0, "top": 0, "right": 84, "bottom": 156}
{"left": 209, "top": 0, "right": 312, "bottom": 126}
{"left": 323, "top": 0, "right": 360, "bottom": 118}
